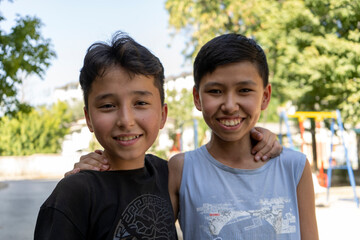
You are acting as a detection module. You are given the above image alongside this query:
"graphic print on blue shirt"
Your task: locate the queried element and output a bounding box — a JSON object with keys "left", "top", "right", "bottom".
{"left": 197, "top": 197, "right": 296, "bottom": 236}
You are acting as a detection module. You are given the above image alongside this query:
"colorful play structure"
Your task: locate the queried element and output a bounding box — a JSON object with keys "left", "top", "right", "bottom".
{"left": 279, "top": 110, "right": 359, "bottom": 207}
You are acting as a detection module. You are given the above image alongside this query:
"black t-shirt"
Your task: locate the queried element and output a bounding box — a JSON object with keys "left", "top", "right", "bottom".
{"left": 34, "top": 154, "right": 178, "bottom": 240}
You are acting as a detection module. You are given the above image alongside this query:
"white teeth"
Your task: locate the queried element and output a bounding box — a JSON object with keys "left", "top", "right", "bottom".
{"left": 220, "top": 119, "right": 241, "bottom": 127}
{"left": 115, "top": 135, "right": 139, "bottom": 141}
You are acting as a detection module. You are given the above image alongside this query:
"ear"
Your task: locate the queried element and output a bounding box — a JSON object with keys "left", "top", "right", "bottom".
{"left": 84, "top": 106, "right": 94, "bottom": 132}
{"left": 261, "top": 84, "right": 272, "bottom": 110}
{"left": 193, "top": 86, "right": 202, "bottom": 111}
{"left": 159, "top": 103, "right": 168, "bottom": 129}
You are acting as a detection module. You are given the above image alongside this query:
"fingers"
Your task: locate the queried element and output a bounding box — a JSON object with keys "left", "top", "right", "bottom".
{"left": 64, "top": 150, "right": 109, "bottom": 178}
{"left": 64, "top": 168, "right": 80, "bottom": 177}
{"left": 252, "top": 134, "right": 275, "bottom": 161}
{"left": 251, "top": 127, "right": 278, "bottom": 161}
{"left": 94, "top": 149, "right": 104, "bottom": 155}
{"left": 76, "top": 152, "right": 110, "bottom": 171}
{"left": 250, "top": 127, "right": 264, "bottom": 141}
{"left": 269, "top": 140, "right": 283, "bottom": 158}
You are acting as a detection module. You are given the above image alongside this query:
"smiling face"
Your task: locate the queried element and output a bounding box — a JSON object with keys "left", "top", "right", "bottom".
{"left": 193, "top": 61, "right": 271, "bottom": 146}
{"left": 84, "top": 66, "right": 167, "bottom": 170}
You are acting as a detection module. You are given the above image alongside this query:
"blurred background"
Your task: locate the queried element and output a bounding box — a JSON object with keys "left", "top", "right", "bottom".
{"left": 0, "top": 0, "right": 360, "bottom": 239}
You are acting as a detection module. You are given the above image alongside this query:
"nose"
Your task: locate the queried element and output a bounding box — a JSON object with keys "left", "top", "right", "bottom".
{"left": 221, "top": 93, "right": 239, "bottom": 114}
{"left": 116, "top": 105, "right": 135, "bottom": 128}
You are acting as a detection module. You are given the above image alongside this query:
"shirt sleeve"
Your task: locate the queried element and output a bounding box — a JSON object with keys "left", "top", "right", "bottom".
{"left": 34, "top": 207, "right": 85, "bottom": 240}
{"left": 33, "top": 173, "right": 91, "bottom": 240}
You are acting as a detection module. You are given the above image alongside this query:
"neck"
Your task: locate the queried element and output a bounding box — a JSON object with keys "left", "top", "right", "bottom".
{"left": 103, "top": 151, "right": 145, "bottom": 170}
{"left": 206, "top": 132, "right": 265, "bottom": 169}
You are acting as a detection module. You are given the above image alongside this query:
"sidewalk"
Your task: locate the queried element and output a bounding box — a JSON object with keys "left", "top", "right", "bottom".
{"left": 0, "top": 181, "right": 358, "bottom": 239}
{"left": 316, "top": 186, "right": 360, "bottom": 239}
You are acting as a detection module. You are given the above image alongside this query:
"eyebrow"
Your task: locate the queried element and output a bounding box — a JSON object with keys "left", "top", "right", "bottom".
{"left": 236, "top": 80, "right": 258, "bottom": 86}
{"left": 204, "top": 80, "right": 257, "bottom": 88}
{"left": 132, "top": 90, "right": 154, "bottom": 97}
{"left": 94, "top": 91, "right": 154, "bottom": 102}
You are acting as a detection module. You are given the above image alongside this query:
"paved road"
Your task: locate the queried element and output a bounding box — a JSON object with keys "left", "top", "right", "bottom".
{"left": 0, "top": 180, "right": 58, "bottom": 240}
{"left": 315, "top": 186, "right": 360, "bottom": 239}
{"left": 0, "top": 180, "right": 360, "bottom": 239}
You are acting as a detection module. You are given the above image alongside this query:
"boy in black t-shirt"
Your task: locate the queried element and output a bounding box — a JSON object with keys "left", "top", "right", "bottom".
{"left": 34, "top": 32, "right": 177, "bottom": 239}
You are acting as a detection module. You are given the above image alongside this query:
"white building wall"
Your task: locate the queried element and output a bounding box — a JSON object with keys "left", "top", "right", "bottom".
{"left": 0, "top": 154, "right": 82, "bottom": 180}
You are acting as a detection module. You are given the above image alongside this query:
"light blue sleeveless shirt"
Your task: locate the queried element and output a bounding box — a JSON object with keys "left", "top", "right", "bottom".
{"left": 179, "top": 146, "right": 306, "bottom": 240}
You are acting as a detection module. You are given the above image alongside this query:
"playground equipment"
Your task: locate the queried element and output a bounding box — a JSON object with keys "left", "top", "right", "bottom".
{"left": 280, "top": 110, "right": 359, "bottom": 207}
{"left": 170, "top": 119, "right": 199, "bottom": 154}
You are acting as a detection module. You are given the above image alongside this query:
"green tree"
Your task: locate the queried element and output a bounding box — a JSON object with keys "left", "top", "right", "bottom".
{"left": 0, "top": 0, "right": 56, "bottom": 115}
{"left": 67, "top": 98, "right": 86, "bottom": 122}
{"left": 0, "top": 101, "right": 72, "bottom": 155}
{"left": 167, "top": 87, "right": 194, "bottom": 132}
{"left": 166, "top": 84, "right": 209, "bottom": 150}
{"left": 166, "top": 87, "right": 194, "bottom": 149}
{"left": 165, "top": 0, "right": 360, "bottom": 126}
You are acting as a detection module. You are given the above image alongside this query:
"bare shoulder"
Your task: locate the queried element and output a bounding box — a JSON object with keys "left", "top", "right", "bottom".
{"left": 297, "top": 159, "right": 319, "bottom": 239}
{"left": 168, "top": 152, "right": 185, "bottom": 219}
{"left": 168, "top": 153, "right": 185, "bottom": 183}
{"left": 168, "top": 152, "right": 185, "bottom": 191}
{"left": 168, "top": 152, "right": 185, "bottom": 171}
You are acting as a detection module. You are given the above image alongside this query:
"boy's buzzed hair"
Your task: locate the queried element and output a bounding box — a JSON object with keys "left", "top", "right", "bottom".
{"left": 80, "top": 31, "right": 165, "bottom": 109}
{"left": 193, "top": 33, "right": 269, "bottom": 89}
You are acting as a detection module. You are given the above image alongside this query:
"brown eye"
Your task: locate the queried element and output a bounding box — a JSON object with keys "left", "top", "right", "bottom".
{"left": 100, "top": 104, "right": 115, "bottom": 109}
{"left": 207, "top": 89, "right": 221, "bottom": 94}
{"left": 239, "top": 89, "right": 251, "bottom": 93}
{"left": 135, "top": 101, "right": 148, "bottom": 106}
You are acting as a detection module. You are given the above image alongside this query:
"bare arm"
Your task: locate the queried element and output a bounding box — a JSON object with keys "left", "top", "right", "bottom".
{"left": 168, "top": 153, "right": 185, "bottom": 221}
{"left": 64, "top": 150, "right": 110, "bottom": 177}
{"left": 297, "top": 160, "right": 319, "bottom": 240}
{"left": 250, "top": 126, "right": 283, "bottom": 161}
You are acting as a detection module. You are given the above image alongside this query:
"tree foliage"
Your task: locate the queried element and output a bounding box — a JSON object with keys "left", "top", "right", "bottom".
{"left": 0, "top": 101, "right": 72, "bottom": 155}
{"left": 166, "top": 83, "right": 208, "bottom": 150}
{"left": 167, "top": 87, "right": 194, "bottom": 130}
{"left": 0, "top": 1, "right": 56, "bottom": 115}
{"left": 166, "top": 86, "right": 194, "bottom": 146}
{"left": 165, "top": 0, "right": 360, "bottom": 126}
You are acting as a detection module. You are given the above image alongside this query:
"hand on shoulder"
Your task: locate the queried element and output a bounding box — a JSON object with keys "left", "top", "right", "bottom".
{"left": 250, "top": 127, "right": 283, "bottom": 161}
{"left": 64, "top": 150, "right": 110, "bottom": 177}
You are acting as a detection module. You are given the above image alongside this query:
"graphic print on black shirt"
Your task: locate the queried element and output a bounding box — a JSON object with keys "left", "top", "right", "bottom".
{"left": 113, "top": 194, "right": 176, "bottom": 240}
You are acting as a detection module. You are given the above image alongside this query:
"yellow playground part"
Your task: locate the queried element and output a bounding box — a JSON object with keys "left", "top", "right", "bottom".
{"left": 280, "top": 110, "right": 359, "bottom": 207}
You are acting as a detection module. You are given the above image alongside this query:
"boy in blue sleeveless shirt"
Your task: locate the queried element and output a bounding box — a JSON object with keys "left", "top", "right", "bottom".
{"left": 169, "top": 33, "right": 318, "bottom": 239}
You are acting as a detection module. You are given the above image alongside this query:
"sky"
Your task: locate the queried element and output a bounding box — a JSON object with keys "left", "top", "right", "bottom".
{"left": 1, "top": 0, "right": 191, "bottom": 106}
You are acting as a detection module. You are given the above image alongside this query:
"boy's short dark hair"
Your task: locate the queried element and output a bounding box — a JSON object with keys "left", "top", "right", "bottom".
{"left": 80, "top": 31, "right": 165, "bottom": 109}
{"left": 193, "top": 33, "right": 269, "bottom": 89}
